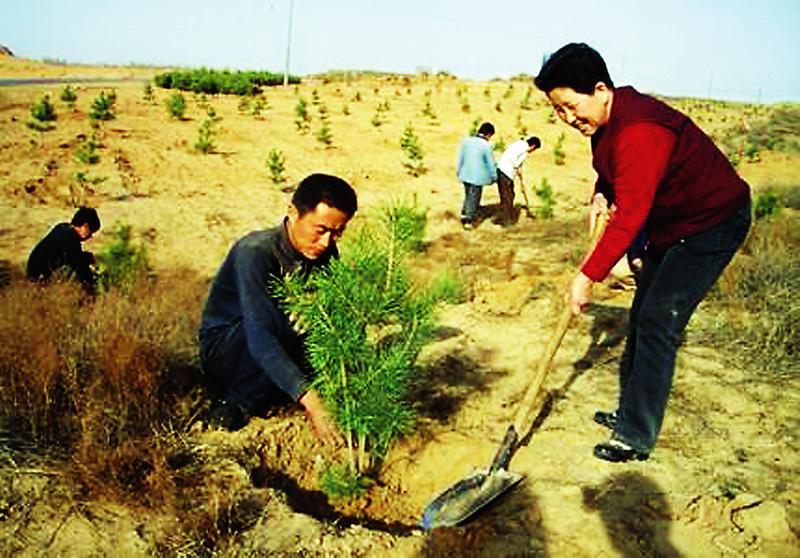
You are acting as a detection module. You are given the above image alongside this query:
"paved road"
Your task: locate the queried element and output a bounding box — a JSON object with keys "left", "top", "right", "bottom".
{"left": 0, "top": 76, "right": 150, "bottom": 87}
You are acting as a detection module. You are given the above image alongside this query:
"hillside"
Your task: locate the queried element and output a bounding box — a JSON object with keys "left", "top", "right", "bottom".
{"left": 0, "top": 58, "right": 798, "bottom": 556}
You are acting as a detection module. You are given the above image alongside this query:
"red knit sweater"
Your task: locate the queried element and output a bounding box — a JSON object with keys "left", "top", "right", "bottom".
{"left": 581, "top": 87, "right": 750, "bottom": 282}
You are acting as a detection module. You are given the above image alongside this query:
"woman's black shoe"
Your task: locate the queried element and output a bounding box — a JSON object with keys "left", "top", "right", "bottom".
{"left": 593, "top": 440, "right": 649, "bottom": 463}
{"left": 593, "top": 410, "right": 618, "bottom": 430}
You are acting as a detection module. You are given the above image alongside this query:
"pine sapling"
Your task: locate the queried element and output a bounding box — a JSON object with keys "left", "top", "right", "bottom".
{"left": 295, "top": 97, "right": 311, "bottom": 133}
{"left": 273, "top": 201, "right": 457, "bottom": 497}
{"left": 400, "top": 123, "right": 426, "bottom": 176}
{"left": 266, "top": 149, "right": 287, "bottom": 184}
{"left": 535, "top": 178, "right": 555, "bottom": 219}
{"left": 553, "top": 132, "right": 566, "bottom": 166}
{"left": 89, "top": 91, "right": 116, "bottom": 122}
{"left": 60, "top": 85, "right": 77, "bottom": 108}
{"left": 166, "top": 92, "right": 187, "bottom": 120}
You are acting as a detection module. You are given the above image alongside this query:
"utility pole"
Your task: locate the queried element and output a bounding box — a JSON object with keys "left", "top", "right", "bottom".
{"left": 283, "top": 0, "right": 294, "bottom": 87}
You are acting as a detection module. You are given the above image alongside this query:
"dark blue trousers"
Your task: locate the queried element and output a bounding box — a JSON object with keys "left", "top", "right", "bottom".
{"left": 615, "top": 201, "right": 751, "bottom": 453}
{"left": 199, "top": 322, "right": 293, "bottom": 414}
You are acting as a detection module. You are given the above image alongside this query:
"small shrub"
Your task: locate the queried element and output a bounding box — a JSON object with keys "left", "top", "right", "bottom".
{"left": 753, "top": 190, "right": 781, "bottom": 220}
{"left": 30, "top": 94, "right": 57, "bottom": 122}
{"left": 315, "top": 121, "right": 333, "bottom": 146}
{"left": 702, "top": 214, "right": 799, "bottom": 375}
{"left": 195, "top": 107, "right": 221, "bottom": 154}
{"left": 535, "top": 178, "right": 555, "bottom": 219}
{"left": 294, "top": 97, "right": 310, "bottom": 133}
{"left": 75, "top": 133, "right": 101, "bottom": 164}
{"left": 553, "top": 132, "right": 566, "bottom": 165}
{"left": 60, "top": 85, "right": 78, "bottom": 107}
{"left": 421, "top": 98, "right": 436, "bottom": 121}
{"left": 468, "top": 117, "right": 482, "bottom": 137}
{"left": 166, "top": 92, "right": 187, "bottom": 120}
{"left": 251, "top": 96, "right": 267, "bottom": 118}
{"left": 89, "top": 91, "right": 116, "bottom": 121}
{"left": 520, "top": 88, "right": 532, "bottom": 110}
{"left": 400, "top": 123, "right": 426, "bottom": 177}
{"left": 142, "top": 83, "right": 156, "bottom": 104}
{"left": 96, "top": 224, "right": 150, "bottom": 292}
{"left": 266, "top": 149, "right": 287, "bottom": 184}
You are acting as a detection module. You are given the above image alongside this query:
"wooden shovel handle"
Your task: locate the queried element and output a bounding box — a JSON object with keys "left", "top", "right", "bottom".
{"left": 512, "top": 303, "right": 573, "bottom": 436}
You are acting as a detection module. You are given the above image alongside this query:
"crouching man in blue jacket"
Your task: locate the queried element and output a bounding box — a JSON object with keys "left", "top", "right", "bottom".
{"left": 198, "top": 174, "right": 357, "bottom": 441}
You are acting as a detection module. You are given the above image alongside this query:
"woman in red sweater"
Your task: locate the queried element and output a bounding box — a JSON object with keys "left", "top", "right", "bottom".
{"left": 534, "top": 43, "right": 751, "bottom": 462}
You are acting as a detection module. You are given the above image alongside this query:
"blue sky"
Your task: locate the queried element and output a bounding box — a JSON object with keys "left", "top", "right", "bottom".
{"left": 3, "top": 0, "right": 799, "bottom": 103}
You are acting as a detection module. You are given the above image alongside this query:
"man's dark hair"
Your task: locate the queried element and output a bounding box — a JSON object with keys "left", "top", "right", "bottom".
{"left": 71, "top": 207, "right": 100, "bottom": 232}
{"left": 534, "top": 43, "right": 614, "bottom": 94}
{"left": 292, "top": 173, "right": 358, "bottom": 218}
{"left": 477, "top": 122, "right": 495, "bottom": 137}
{"left": 527, "top": 136, "right": 541, "bottom": 149}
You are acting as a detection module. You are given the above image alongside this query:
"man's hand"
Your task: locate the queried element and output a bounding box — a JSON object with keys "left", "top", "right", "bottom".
{"left": 567, "top": 272, "right": 594, "bottom": 315}
{"left": 299, "top": 390, "right": 342, "bottom": 444}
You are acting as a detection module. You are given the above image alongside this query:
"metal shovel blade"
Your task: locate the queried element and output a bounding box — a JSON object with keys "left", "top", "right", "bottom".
{"left": 419, "top": 468, "right": 523, "bottom": 529}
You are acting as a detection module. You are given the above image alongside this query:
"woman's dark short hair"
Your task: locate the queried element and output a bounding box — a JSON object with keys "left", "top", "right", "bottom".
{"left": 292, "top": 173, "right": 358, "bottom": 218}
{"left": 534, "top": 43, "right": 614, "bottom": 95}
{"left": 71, "top": 207, "right": 101, "bottom": 232}
{"left": 477, "top": 122, "right": 495, "bottom": 137}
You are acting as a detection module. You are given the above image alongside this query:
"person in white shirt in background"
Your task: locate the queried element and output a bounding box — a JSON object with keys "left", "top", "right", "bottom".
{"left": 496, "top": 136, "right": 541, "bottom": 225}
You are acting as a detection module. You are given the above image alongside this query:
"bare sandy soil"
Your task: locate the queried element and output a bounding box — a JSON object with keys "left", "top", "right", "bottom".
{"left": 1, "top": 57, "right": 798, "bottom": 556}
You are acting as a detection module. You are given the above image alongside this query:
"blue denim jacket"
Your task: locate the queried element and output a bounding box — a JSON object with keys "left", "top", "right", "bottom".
{"left": 456, "top": 135, "right": 496, "bottom": 186}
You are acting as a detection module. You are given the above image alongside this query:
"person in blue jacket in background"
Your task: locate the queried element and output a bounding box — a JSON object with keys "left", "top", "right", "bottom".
{"left": 456, "top": 122, "right": 497, "bottom": 229}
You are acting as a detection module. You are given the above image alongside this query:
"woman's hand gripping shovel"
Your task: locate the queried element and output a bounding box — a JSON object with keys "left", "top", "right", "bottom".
{"left": 419, "top": 209, "right": 608, "bottom": 530}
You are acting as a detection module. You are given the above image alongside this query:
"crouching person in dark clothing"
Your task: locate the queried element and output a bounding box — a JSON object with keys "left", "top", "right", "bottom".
{"left": 198, "top": 173, "right": 357, "bottom": 442}
{"left": 27, "top": 207, "right": 100, "bottom": 294}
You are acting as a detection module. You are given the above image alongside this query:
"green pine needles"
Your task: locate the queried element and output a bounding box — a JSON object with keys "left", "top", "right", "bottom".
{"left": 400, "top": 123, "right": 426, "bottom": 176}
{"left": 274, "top": 201, "right": 458, "bottom": 497}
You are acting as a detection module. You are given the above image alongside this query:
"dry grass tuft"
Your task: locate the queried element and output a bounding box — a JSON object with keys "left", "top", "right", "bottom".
{"left": 702, "top": 210, "right": 799, "bottom": 375}
{"left": 0, "top": 270, "right": 208, "bottom": 505}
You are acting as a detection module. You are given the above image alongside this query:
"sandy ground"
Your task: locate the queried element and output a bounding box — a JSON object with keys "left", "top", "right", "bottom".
{"left": 1, "top": 57, "right": 798, "bottom": 556}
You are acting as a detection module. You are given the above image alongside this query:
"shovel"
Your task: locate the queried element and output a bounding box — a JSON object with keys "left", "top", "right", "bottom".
{"left": 420, "top": 304, "right": 573, "bottom": 529}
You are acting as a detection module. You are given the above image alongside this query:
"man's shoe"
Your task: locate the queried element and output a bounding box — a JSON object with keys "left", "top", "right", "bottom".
{"left": 462, "top": 221, "right": 475, "bottom": 230}
{"left": 205, "top": 400, "right": 248, "bottom": 431}
{"left": 593, "top": 439, "right": 649, "bottom": 463}
{"left": 593, "top": 410, "right": 619, "bottom": 430}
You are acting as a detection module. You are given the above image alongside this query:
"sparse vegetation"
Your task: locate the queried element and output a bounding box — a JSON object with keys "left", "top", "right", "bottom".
{"left": 702, "top": 209, "right": 799, "bottom": 375}
{"left": 75, "top": 133, "right": 101, "bottom": 164}
{"left": 294, "top": 97, "right": 311, "bottom": 133}
{"left": 553, "top": 132, "right": 566, "bottom": 165}
{"left": 315, "top": 120, "right": 333, "bottom": 146}
{"left": 96, "top": 224, "right": 150, "bottom": 291}
{"left": 266, "top": 148, "right": 287, "bottom": 184}
{"left": 166, "top": 92, "right": 187, "bottom": 119}
{"left": 60, "top": 85, "right": 77, "bottom": 107}
{"left": 400, "top": 123, "right": 426, "bottom": 176}
{"left": 195, "top": 107, "right": 221, "bottom": 153}
{"left": 535, "top": 177, "right": 555, "bottom": 218}
{"left": 142, "top": 83, "right": 156, "bottom": 104}
{"left": 88, "top": 91, "right": 116, "bottom": 122}
{"left": 27, "top": 94, "right": 57, "bottom": 131}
